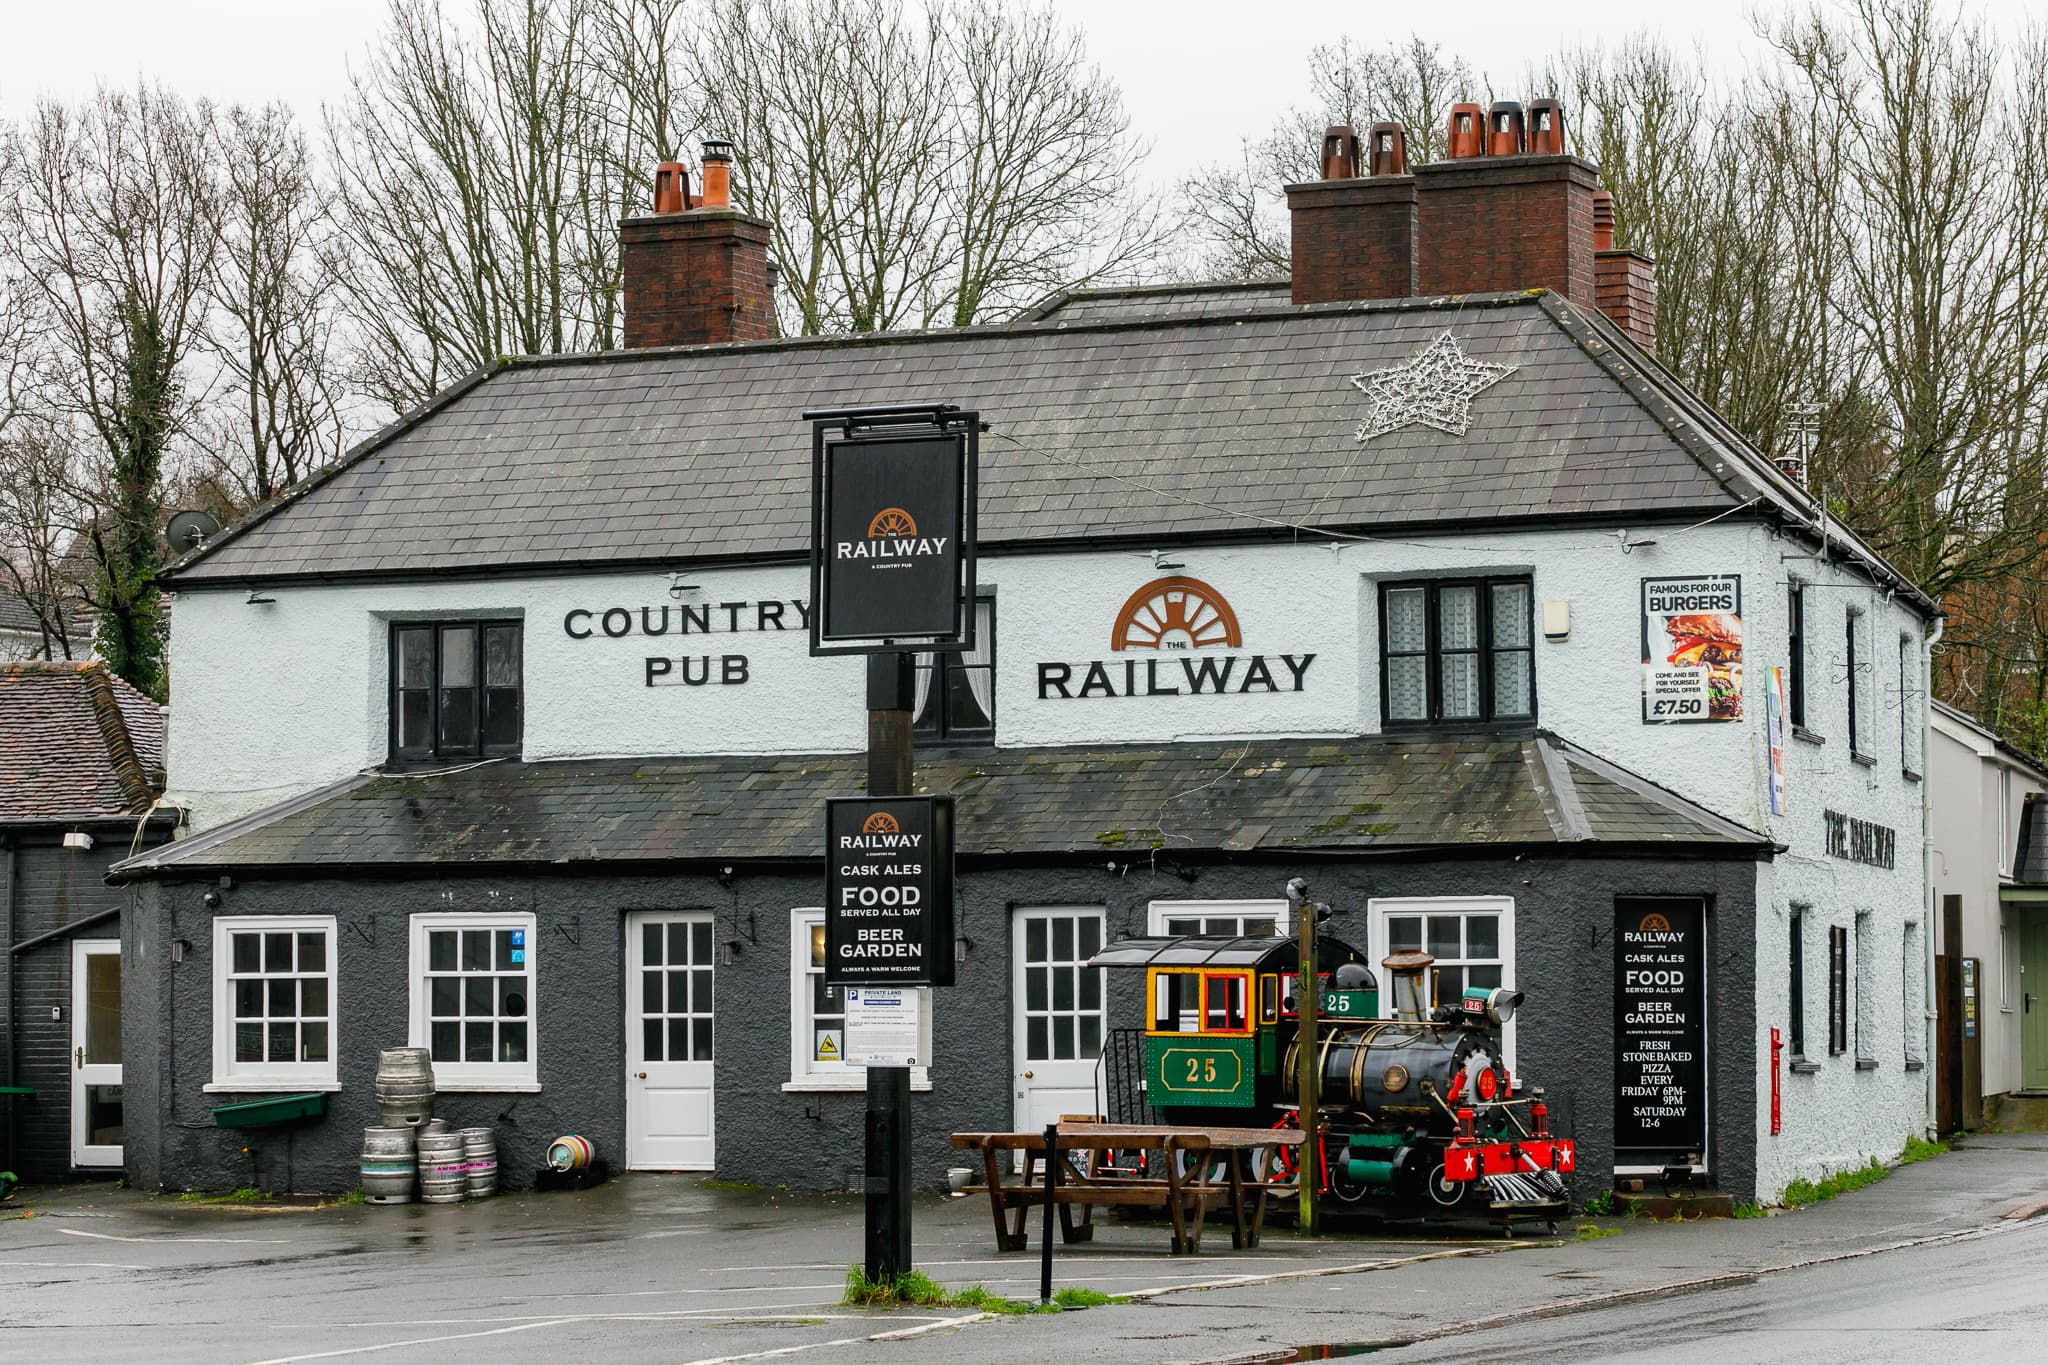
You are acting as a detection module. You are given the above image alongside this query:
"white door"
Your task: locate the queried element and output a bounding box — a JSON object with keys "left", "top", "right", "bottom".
{"left": 1011, "top": 908, "right": 1107, "bottom": 1134}
{"left": 626, "top": 912, "right": 716, "bottom": 1170}
{"left": 71, "top": 940, "right": 123, "bottom": 1168}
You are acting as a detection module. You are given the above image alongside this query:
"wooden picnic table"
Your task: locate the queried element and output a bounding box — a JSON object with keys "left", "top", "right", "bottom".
{"left": 950, "top": 1121, "right": 1303, "bottom": 1255}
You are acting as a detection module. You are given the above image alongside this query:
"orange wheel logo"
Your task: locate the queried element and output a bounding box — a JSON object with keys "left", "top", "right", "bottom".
{"left": 1637, "top": 913, "right": 1672, "bottom": 932}
{"left": 861, "top": 812, "right": 901, "bottom": 835}
{"left": 867, "top": 507, "right": 918, "bottom": 538}
{"left": 1110, "top": 576, "right": 1243, "bottom": 652}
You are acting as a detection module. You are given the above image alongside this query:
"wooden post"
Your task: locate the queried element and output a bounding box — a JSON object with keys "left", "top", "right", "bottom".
{"left": 1295, "top": 894, "right": 1320, "bottom": 1236}
{"left": 1039, "top": 1121, "right": 1058, "bottom": 1302}
{"left": 864, "top": 652, "right": 916, "bottom": 1284}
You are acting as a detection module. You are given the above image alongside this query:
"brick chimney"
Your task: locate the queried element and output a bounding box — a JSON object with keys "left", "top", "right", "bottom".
{"left": 1592, "top": 190, "right": 1658, "bottom": 352}
{"left": 1285, "top": 123, "right": 1418, "bottom": 304}
{"left": 621, "top": 141, "right": 776, "bottom": 348}
{"left": 1413, "top": 100, "right": 1599, "bottom": 307}
{"left": 1280, "top": 98, "right": 1657, "bottom": 352}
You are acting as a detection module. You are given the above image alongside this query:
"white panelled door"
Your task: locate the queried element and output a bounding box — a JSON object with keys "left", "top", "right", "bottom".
{"left": 1011, "top": 908, "right": 1107, "bottom": 1134}
{"left": 626, "top": 912, "right": 716, "bottom": 1170}
{"left": 71, "top": 940, "right": 124, "bottom": 1168}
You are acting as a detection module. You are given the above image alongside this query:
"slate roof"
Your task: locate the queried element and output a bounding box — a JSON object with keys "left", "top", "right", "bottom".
{"left": 164, "top": 288, "right": 1931, "bottom": 610}
{"left": 0, "top": 661, "right": 166, "bottom": 823}
{"left": 111, "top": 732, "right": 1764, "bottom": 878}
{"left": 2017, "top": 795, "right": 2048, "bottom": 887}
{"left": 1012, "top": 279, "right": 1294, "bottom": 324}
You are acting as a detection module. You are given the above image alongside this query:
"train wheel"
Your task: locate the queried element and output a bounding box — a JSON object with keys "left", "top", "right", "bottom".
{"left": 1426, "top": 1163, "right": 1467, "bottom": 1208}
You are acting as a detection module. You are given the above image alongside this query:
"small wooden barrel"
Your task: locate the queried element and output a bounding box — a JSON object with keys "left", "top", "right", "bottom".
{"left": 546, "top": 1134, "right": 594, "bottom": 1172}
{"left": 360, "top": 1127, "right": 417, "bottom": 1205}
{"left": 461, "top": 1127, "right": 497, "bottom": 1198}
{"left": 375, "top": 1047, "right": 435, "bottom": 1128}
{"left": 417, "top": 1131, "right": 467, "bottom": 1204}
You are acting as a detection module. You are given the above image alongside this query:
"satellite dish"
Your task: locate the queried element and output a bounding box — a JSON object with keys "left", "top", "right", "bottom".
{"left": 166, "top": 509, "right": 222, "bottom": 552}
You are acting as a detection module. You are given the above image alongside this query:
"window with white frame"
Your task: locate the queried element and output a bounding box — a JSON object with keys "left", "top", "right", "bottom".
{"left": 1148, "top": 900, "right": 1288, "bottom": 937}
{"left": 409, "top": 914, "right": 536, "bottom": 1088}
{"left": 211, "top": 917, "right": 337, "bottom": 1089}
{"left": 1902, "top": 920, "right": 1924, "bottom": 1066}
{"left": 786, "top": 908, "right": 930, "bottom": 1090}
{"left": 1368, "top": 896, "right": 1515, "bottom": 1066}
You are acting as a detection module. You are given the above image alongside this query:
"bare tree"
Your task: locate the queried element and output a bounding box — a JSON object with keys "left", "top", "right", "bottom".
{"left": 0, "top": 86, "right": 218, "bottom": 699}
{"left": 199, "top": 103, "right": 352, "bottom": 503}
{"left": 0, "top": 420, "right": 89, "bottom": 660}
{"left": 1172, "top": 37, "right": 1476, "bottom": 281}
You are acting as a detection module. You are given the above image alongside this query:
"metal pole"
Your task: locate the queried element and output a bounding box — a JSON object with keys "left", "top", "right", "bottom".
{"left": 1039, "top": 1120, "right": 1058, "bottom": 1302}
{"left": 1290, "top": 880, "right": 1320, "bottom": 1236}
{"left": 864, "top": 652, "right": 916, "bottom": 1285}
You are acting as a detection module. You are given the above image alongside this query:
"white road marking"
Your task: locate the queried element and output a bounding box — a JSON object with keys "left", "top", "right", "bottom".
{"left": 58, "top": 1228, "right": 291, "bottom": 1245}
{"left": 1, "top": 1260, "right": 152, "bottom": 1270}
{"left": 241, "top": 1318, "right": 574, "bottom": 1363}
{"left": 675, "top": 1312, "right": 986, "bottom": 1365}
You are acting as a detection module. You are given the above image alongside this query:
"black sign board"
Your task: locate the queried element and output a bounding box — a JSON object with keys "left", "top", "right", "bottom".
{"left": 809, "top": 415, "right": 977, "bottom": 656}
{"left": 824, "top": 796, "right": 955, "bottom": 987}
{"left": 1614, "top": 899, "right": 1708, "bottom": 1160}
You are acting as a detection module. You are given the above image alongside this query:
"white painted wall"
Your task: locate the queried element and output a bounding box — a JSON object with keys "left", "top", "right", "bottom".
{"left": 163, "top": 515, "right": 1934, "bottom": 1195}
{"left": 1929, "top": 707, "right": 2046, "bottom": 1098}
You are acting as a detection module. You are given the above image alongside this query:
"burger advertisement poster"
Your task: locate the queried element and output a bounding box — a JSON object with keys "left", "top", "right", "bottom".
{"left": 1641, "top": 576, "right": 1743, "bottom": 723}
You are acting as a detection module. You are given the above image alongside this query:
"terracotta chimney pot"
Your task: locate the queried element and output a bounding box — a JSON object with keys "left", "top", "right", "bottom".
{"left": 1446, "top": 103, "right": 1486, "bottom": 159}
{"left": 1592, "top": 190, "right": 1616, "bottom": 252}
{"left": 700, "top": 139, "right": 734, "bottom": 209}
{"left": 1367, "top": 122, "right": 1409, "bottom": 177}
{"left": 1320, "top": 125, "right": 1360, "bottom": 181}
{"left": 1486, "top": 101, "right": 1527, "bottom": 157}
{"left": 653, "top": 161, "right": 690, "bottom": 214}
{"left": 1527, "top": 99, "right": 1566, "bottom": 155}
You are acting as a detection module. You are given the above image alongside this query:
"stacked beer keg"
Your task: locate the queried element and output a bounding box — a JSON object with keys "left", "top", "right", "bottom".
{"left": 358, "top": 1047, "right": 499, "bottom": 1204}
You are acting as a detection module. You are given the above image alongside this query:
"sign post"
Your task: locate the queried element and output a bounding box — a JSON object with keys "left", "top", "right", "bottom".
{"left": 1286, "top": 877, "right": 1321, "bottom": 1236}
{"left": 809, "top": 403, "right": 977, "bottom": 1290}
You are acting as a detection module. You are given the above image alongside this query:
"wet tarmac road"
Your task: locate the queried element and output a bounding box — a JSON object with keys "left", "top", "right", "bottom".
{"left": 4, "top": 1134, "right": 2045, "bottom": 1364}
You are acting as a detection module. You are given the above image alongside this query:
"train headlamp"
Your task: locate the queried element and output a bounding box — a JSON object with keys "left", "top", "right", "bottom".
{"left": 1483, "top": 987, "right": 1525, "bottom": 1026}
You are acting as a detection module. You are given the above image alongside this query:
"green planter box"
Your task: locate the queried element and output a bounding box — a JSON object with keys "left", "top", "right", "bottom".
{"left": 211, "top": 1092, "right": 327, "bottom": 1129}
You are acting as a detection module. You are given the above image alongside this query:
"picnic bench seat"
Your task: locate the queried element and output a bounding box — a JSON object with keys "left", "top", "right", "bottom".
{"left": 950, "top": 1122, "right": 1302, "bottom": 1255}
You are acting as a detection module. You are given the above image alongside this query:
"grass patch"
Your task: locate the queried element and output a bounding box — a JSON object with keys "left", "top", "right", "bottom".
{"left": 341, "top": 1189, "right": 367, "bottom": 1206}
{"left": 1580, "top": 1191, "right": 1614, "bottom": 1216}
{"left": 842, "top": 1266, "right": 1123, "bottom": 1315}
{"left": 1783, "top": 1157, "right": 1888, "bottom": 1208}
{"left": 1731, "top": 1200, "right": 1768, "bottom": 1219}
{"left": 1900, "top": 1135, "right": 1949, "bottom": 1165}
{"left": 1574, "top": 1222, "right": 1621, "bottom": 1240}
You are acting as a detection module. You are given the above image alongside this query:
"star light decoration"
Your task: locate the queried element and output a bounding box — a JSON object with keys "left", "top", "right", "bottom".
{"left": 1348, "top": 331, "right": 1517, "bottom": 443}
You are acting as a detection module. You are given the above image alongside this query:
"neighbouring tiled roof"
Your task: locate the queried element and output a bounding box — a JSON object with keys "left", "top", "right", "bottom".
{"left": 0, "top": 661, "right": 165, "bottom": 822}
{"left": 1012, "top": 279, "right": 1294, "bottom": 324}
{"left": 165, "top": 289, "right": 1865, "bottom": 589}
{"left": 111, "top": 732, "right": 1764, "bottom": 877}
{"left": 2017, "top": 795, "right": 2048, "bottom": 887}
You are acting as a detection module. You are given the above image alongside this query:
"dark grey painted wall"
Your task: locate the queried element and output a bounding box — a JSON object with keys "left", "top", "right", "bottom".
{"left": 124, "top": 850, "right": 1760, "bottom": 1200}
{"left": 3, "top": 827, "right": 169, "bottom": 1180}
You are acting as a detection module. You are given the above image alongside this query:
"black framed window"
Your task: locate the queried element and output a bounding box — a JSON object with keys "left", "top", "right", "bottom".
{"left": 1380, "top": 578, "right": 1534, "bottom": 726}
{"left": 1788, "top": 906, "right": 1806, "bottom": 1057}
{"left": 1787, "top": 583, "right": 1807, "bottom": 728}
{"left": 1846, "top": 610, "right": 1865, "bottom": 756}
{"left": 913, "top": 598, "right": 993, "bottom": 743}
{"left": 391, "top": 620, "right": 523, "bottom": 762}
{"left": 1828, "top": 924, "right": 1849, "bottom": 1056}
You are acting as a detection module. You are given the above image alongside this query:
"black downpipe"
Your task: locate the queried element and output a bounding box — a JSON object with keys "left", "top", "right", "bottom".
{"left": 3, "top": 841, "right": 15, "bottom": 1089}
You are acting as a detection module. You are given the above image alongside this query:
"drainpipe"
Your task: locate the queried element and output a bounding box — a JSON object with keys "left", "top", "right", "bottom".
{"left": 3, "top": 840, "right": 14, "bottom": 1090}
{"left": 1922, "top": 616, "right": 1944, "bottom": 1139}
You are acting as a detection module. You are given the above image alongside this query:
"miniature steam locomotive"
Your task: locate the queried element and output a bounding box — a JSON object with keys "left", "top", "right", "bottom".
{"left": 1090, "top": 928, "right": 1575, "bottom": 1227}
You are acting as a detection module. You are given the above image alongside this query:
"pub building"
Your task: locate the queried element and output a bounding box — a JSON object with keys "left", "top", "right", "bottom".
{"left": 101, "top": 112, "right": 1935, "bottom": 1206}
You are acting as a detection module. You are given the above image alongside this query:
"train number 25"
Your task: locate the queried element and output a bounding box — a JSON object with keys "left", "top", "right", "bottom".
{"left": 1184, "top": 1056, "right": 1219, "bottom": 1084}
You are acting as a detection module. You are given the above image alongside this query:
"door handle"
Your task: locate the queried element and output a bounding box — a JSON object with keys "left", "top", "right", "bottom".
{"left": 635, "top": 1071, "right": 648, "bottom": 1079}
{"left": 76, "top": 1046, "right": 84, "bottom": 1070}
{"left": 1023, "top": 1070, "right": 1034, "bottom": 1079}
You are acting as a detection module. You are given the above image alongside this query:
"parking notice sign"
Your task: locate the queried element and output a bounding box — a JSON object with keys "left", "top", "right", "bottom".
{"left": 843, "top": 987, "right": 930, "bottom": 1067}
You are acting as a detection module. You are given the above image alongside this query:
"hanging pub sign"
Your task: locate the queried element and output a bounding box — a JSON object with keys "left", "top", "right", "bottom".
{"left": 1614, "top": 899, "right": 1708, "bottom": 1162}
{"left": 824, "top": 796, "right": 956, "bottom": 988}
{"left": 807, "top": 407, "right": 978, "bottom": 656}
{"left": 1641, "top": 575, "right": 1743, "bottom": 723}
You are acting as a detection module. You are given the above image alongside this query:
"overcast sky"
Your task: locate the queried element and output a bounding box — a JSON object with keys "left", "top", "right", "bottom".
{"left": 3, "top": 0, "right": 2040, "bottom": 186}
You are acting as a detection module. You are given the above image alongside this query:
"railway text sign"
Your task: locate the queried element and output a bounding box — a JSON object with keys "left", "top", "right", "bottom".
{"left": 824, "top": 796, "right": 956, "bottom": 988}
{"left": 810, "top": 429, "right": 976, "bottom": 654}
{"left": 1614, "top": 899, "right": 1708, "bottom": 1160}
